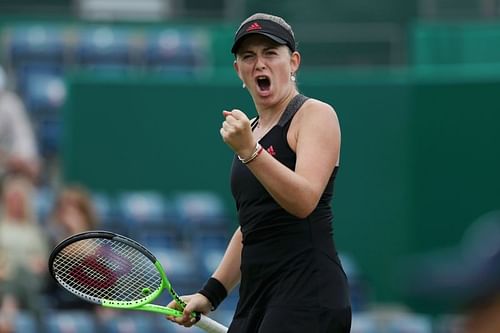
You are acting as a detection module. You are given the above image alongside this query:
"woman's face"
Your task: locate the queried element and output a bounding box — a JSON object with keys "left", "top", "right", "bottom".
{"left": 234, "top": 35, "right": 300, "bottom": 107}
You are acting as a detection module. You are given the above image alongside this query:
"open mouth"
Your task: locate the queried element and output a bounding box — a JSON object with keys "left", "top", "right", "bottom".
{"left": 256, "top": 76, "right": 271, "bottom": 92}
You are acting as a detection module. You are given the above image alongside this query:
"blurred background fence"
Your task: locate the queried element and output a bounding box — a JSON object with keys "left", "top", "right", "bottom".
{"left": 0, "top": 0, "right": 500, "bottom": 332}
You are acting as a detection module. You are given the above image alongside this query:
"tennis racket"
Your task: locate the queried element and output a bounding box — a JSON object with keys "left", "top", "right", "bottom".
{"left": 48, "top": 230, "right": 228, "bottom": 333}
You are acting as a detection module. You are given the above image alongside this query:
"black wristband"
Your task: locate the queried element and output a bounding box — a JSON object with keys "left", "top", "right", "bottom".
{"left": 198, "top": 277, "right": 228, "bottom": 311}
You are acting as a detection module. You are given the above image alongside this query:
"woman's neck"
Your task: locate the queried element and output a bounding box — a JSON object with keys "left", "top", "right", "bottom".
{"left": 255, "top": 90, "right": 298, "bottom": 127}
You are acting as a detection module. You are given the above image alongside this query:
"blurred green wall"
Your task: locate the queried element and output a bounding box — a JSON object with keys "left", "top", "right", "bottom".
{"left": 62, "top": 67, "right": 500, "bottom": 310}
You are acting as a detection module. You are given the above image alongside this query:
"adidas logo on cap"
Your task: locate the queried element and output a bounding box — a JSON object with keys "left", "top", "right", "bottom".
{"left": 246, "top": 22, "right": 262, "bottom": 32}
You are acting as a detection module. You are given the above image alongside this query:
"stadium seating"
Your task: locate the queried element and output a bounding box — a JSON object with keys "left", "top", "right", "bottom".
{"left": 74, "top": 25, "right": 138, "bottom": 71}
{"left": 173, "top": 191, "right": 231, "bottom": 240}
{"left": 1, "top": 21, "right": 214, "bottom": 165}
{"left": 151, "top": 244, "right": 201, "bottom": 293}
{"left": 350, "top": 313, "right": 377, "bottom": 333}
{"left": 12, "top": 311, "right": 38, "bottom": 333}
{"left": 117, "top": 191, "right": 185, "bottom": 245}
{"left": 117, "top": 191, "right": 170, "bottom": 224}
{"left": 192, "top": 233, "right": 227, "bottom": 279}
{"left": 385, "top": 314, "right": 433, "bottom": 333}
{"left": 3, "top": 24, "right": 67, "bottom": 70}
{"left": 350, "top": 311, "right": 433, "bottom": 333}
{"left": 144, "top": 28, "right": 209, "bottom": 75}
{"left": 44, "top": 310, "right": 97, "bottom": 333}
{"left": 91, "top": 191, "right": 117, "bottom": 227}
{"left": 99, "top": 313, "right": 157, "bottom": 333}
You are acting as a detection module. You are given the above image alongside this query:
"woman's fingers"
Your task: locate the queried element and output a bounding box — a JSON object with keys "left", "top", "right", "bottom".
{"left": 165, "top": 294, "right": 210, "bottom": 328}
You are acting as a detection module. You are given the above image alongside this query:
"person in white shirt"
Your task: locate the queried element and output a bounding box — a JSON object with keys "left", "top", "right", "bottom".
{"left": 0, "top": 65, "right": 40, "bottom": 182}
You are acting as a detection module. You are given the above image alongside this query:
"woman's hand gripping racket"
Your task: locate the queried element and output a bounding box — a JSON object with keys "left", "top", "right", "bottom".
{"left": 48, "top": 231, "right": 228, "bottom": 333}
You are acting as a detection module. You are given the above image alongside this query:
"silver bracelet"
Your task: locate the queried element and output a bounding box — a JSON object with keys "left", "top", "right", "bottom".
{"left": 238, "top": 143, "right": 263, "bottom": 164}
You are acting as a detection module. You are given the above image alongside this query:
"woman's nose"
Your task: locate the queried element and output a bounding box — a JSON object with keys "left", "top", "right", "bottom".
{"left": 255, "top": 56, "right": 266, "bottom": 70}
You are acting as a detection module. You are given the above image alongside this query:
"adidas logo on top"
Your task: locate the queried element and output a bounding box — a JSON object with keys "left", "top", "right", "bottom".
{"left": 246, "top": 22, "right": 262, "bottom": 32}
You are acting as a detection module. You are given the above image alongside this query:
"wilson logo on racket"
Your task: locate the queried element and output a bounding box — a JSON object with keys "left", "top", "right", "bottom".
{"left": 70, "top": 244, "right": 132, "bottom": 289}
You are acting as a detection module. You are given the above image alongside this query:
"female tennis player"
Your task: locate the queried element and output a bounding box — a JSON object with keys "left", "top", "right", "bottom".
{"left": 167, "top": 13, "right": 352, "bottom": 333}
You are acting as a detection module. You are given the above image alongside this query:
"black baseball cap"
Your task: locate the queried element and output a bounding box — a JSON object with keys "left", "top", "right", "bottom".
{"left": 231, "top": 17, "right": 296, "bottom": 54}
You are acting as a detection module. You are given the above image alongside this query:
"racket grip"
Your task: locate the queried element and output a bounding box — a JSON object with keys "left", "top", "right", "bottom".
{"left": 196, "top": 314, "right": 228, "bottom": 333}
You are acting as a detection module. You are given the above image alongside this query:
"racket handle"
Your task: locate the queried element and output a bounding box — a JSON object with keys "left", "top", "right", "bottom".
{"left": 196, "top": 314, "right": 228, "bottom": 333}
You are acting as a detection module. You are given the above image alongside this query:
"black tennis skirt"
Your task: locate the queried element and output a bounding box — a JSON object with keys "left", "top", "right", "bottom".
{"left": 227, "top": 228, "right": 351, "bottom": 333}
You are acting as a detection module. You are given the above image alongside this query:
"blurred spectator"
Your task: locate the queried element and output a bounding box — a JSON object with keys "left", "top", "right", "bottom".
{"left": 0, "top": 65, "right": 40, "bottom": 182}
{"left": 44, "top": 184, "right": 99, "bottom": 310}
{"left": 0, "top": 174, "right": 50, "bottom": 332}
{"left": 402, "top": 210, "right": 500, "bottom": 333}
{"left": 47, "top": 184, "right": 99, "bottom": 244}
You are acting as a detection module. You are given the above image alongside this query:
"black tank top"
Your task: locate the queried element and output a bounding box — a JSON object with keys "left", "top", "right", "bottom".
{"left": 230, "top": 94, "right": 337, "bottom": 244}
{"left": 229, "top": 94, "right": 350, "bottom": 313}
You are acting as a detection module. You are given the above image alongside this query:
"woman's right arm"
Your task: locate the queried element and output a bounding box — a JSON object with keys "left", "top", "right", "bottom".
{"left": 167, "top": 227, "right": 242, "bottom": 326}
{"left": 212, "top": 226, "right": 242, "bottom": 293}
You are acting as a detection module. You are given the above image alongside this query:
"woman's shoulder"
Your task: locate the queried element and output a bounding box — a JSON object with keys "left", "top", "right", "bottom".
{"left": 288, "top": 97, "right": 339, "bottom": 141}
{"left": 302, "top": 97, "right": 335, "bottom": 113}
{"left": 297, "top": 97, "right": 338, "bottom": 124}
